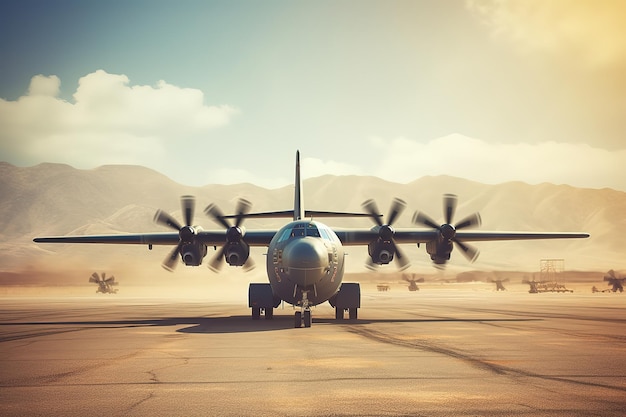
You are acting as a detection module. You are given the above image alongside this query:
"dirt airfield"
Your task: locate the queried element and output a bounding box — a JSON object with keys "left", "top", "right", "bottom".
{"left": 1, "top": 278, "right": 625, "bottom": 417}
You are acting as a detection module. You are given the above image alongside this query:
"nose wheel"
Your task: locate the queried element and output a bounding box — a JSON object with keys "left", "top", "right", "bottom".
{"left": 295, "top": 291, "right": 312, "bottom": 328}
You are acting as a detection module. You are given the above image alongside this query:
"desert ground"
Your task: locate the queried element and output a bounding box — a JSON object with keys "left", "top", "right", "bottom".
{"left": 1, "top": 278, "right": 624, "bottom": 417}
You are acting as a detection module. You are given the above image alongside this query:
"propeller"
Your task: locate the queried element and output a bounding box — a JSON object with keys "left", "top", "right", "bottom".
{"left": 604, "top": 269, "right": 625, "bottom": 291}
{"left": 402, "top": 273, "right": 424, "bottom": 283}
{"left": 89, "top": 272, "right": 116, "bottom": 284}
{"left": 413, "top": 194, "right": 482, "bottom": 263}
{"left": 89, "top": 272, "right": 100, "bottom": 283}
{"left": 604, "top": 269, "right": 623, "bottom": 281}
{"left": 362, "top": 198, "right": 410, "bottom": 270}
{"left": 154, "top": 195, "right": 198, "bottom": 271}
{"left": 204, "top": 198, "right": 255, "bottom": 272}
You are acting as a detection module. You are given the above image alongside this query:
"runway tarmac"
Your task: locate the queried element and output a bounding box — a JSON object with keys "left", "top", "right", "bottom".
{"left": 1, "top": 286, "right": 625, "bottom": 416}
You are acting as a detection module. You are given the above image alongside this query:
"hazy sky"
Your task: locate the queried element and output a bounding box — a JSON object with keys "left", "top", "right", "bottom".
{"left": 1, "top": 0, "right": 625, "bottom": 190}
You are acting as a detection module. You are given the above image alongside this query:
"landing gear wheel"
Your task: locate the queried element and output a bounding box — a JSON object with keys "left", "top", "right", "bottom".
{"left": 348, "top": 308, "right": 358, "bottom": 320}
{"left": 335, "top": 307, "right": 344, "bottom": 320}
{"left": 303, "top": 310, "right": 312, "bottom": 327}
{"left": 294, "top": 311, "right": 302, "bottom": 328}
{"left": 264, "top": 308, "right": 273, "bottom": 320}
{"left": 252, "top": 307, "right": 261, "bottom": 320}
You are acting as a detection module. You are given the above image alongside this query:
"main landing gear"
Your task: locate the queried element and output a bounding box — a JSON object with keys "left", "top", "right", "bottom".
{"left": 329, "top": 282, "right": 361, "bottom": 322}
{"left": 251, "top": 306, "right": 273, "bottom": 320}
{"left": 249, "top": 283, "right": 362, "bottom": 328}
{"left": 248, "top": 283, "right": 280, "bottom": 320}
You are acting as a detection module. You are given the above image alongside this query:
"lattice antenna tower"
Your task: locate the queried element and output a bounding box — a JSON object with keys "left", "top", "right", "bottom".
{"left": 539, "top": 258, "right": 564, "bottom": 282}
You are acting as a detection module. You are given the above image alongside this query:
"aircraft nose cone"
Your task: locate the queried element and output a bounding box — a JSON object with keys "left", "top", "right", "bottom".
{"left": 282, "top": 237, "right": 329, "bottom": 287}
{"left": 283, "top": 237, "right": 328, "bottom": 269}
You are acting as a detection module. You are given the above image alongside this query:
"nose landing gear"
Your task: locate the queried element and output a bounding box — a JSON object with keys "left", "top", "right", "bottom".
{"left": 295, "top": 291, "right": 312, "bottom": 328}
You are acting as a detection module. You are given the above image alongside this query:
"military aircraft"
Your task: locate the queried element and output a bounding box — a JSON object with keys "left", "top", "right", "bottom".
{"left": 604, "top": 270, "right": 625, "bottom": 292}
{"left": 402, "top": 273, "right": 424, "bottom": 291}
{"left": 34, "top": 151, "right": 589, "bottom": 327}
{"left": 89, "top": 272, "right": 118, "bottom": 294}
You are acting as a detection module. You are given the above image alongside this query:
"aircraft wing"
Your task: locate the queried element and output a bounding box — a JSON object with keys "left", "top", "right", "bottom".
{"left": 334, "top": 229, "right": 437, "bottom": 245}
{"left": 33, "top": 230, "right": 278, "bottom": 247}
{"left": 35, "top": 227, "right": 587, "bottom": 247}
{"left": 453, "top": 231, "right": 589, "bottom": 241}
{"left": 33, "top": 233, "right": 181, "bottom": 245}
{"left": 332, "top": 229, "right": 589, "bottom": 245}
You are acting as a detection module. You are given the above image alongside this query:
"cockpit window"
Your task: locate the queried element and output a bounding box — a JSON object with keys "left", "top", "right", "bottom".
{"left": 306, "top": 223, "right": 320, "bottom": 237}
{"left": 318, "top": 227, "right": 331, "bottom": 240}
{"left": 277, "top": 227, "right": 292, "bottom": 243}
{"left": 291, "top": 224, "right": 305, "bottom": 237}
{"left": 276, "top": 222, "right": 332, "bottom": 243}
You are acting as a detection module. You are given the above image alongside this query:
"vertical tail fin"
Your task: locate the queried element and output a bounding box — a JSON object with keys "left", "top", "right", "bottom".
{"left": 294, "top": 150, "right": 304, "bottom": 220}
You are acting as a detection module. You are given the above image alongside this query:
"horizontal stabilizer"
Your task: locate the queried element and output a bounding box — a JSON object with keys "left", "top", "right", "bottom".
{"left": 305, "top": 210, "right": 381, "bottom": 218}
{"left": 222, "top": 210, "right": 381, "bottom": 220}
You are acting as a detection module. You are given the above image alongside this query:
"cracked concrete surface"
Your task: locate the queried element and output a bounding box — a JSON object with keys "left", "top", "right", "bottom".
{"left": 1, "top": 290, "right": 625, "bottom": 416}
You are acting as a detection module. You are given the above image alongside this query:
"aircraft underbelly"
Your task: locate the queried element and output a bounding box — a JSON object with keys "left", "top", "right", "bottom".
{"left": 266, "top": 260, "right": 344, "bottom": 306}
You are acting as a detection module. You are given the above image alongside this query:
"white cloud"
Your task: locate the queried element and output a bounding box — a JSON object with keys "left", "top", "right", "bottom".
{"left": 205, "top": 167, "right": 290, "bottom": 190}
{"left": 370, "top": 134, "right": 625, "bottom": 190}
{"left": 0, "top": 70, "right": 238, "bottom": 168}
{"left": 467, "top": 0, "right": 626, "bottom": 68}
{"left": 28, "top": 74, "right": 61, "bottom": 96}
{"left": 1, "top": 71, "right": 622, "bottom": 191}
{"left": 205, "top": 136, "right": 624, "bottom": 191}
{"left": 204, "top": 157, "right": 363, "bottom": 190}
{"left": 300, "top": 157, "right": 363, "bottom": 179}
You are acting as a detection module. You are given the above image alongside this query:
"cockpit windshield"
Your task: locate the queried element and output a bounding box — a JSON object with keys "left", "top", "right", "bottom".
{"left": 276, "top": 222, "right": 330, "bottom": 243}
{"left": 306, "top": 223, "right": 320, "bottom": 237}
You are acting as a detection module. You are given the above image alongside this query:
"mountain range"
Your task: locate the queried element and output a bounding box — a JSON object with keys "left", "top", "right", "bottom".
{"left": 1, "top": 161, "right": 624, "bottom": 281}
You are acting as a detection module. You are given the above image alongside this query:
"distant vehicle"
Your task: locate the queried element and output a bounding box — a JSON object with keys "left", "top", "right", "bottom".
{"left": 603, "top": 269, "right": 625, "bottom": 293}
{"left": 376, "top": 284, "right": 390, "bottom": 292}
{"left": 523, "top": 278, "right": 572, "bottom": 293}
{"left": 402, "top": 273, "right": 424, "bottom": 291}
{"left": 89, "top": 272, "right": 118, "bottom": 294}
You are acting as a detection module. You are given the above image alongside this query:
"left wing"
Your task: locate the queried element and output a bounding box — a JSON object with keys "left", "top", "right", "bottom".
{"left": 333, "top": 226, "right": 588, "bottom": 268}
{"left": 333, "top": 194, "right": 589, "bottom": 268}
{"left": 333, "top": 229, "right": 589, "bottom": 245}
{"left": 452, "top": 231, "right": 589, "bottom": 241}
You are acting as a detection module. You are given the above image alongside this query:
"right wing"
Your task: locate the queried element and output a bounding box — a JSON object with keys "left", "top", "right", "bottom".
{"left": 33, "top": 230, "right": 279, "bottom": 247}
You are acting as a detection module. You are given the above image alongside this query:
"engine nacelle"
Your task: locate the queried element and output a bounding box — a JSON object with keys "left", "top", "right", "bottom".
{"left": 368, "top": 240, "right": 395, "bottom": 265}
{"left": 181, "top": 243, "right": 208, "bottom": 266}
{"left": 425, "top": 239, "right": 453, "bottom": 265}
{"left": 224, "top": 241, "right": 250, "bottom": 267}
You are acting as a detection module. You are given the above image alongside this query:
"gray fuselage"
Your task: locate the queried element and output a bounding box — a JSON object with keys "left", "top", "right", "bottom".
{"left": 266, "top": 220, "right": 345, "bottom": 306}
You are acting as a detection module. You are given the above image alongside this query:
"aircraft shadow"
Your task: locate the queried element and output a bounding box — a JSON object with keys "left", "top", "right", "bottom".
{"left": 0, "top": 316, "right": 541, "bottom": 337}
{"left": 0, "top": 316, "right": 292, "bottom": 335}
{"left": 315, "top": 317, "right": 541, "bottom": 325}
{"left": 180, "top": 316, "right": 541, "bottom": 333}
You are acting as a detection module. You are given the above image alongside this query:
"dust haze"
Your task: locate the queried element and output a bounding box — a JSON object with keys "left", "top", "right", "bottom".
{"left": 1, "top": 162, "right": 625, "bottom": 297}
{"left": 0, "top": 250, "right": 259, "bottom": 302}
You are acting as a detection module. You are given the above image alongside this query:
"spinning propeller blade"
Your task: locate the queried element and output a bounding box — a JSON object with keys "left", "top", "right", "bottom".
{"left": 204, "top": 198, "right": 255, "bottom": 272}
{"left": 362, "top": 198, "right": 410, "bottom": 270}
{"left": 413, "top": 194, "right": 482, "bottom": 264}
{"left": 154, "top": 196, "right": 197, "bottom": 271}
